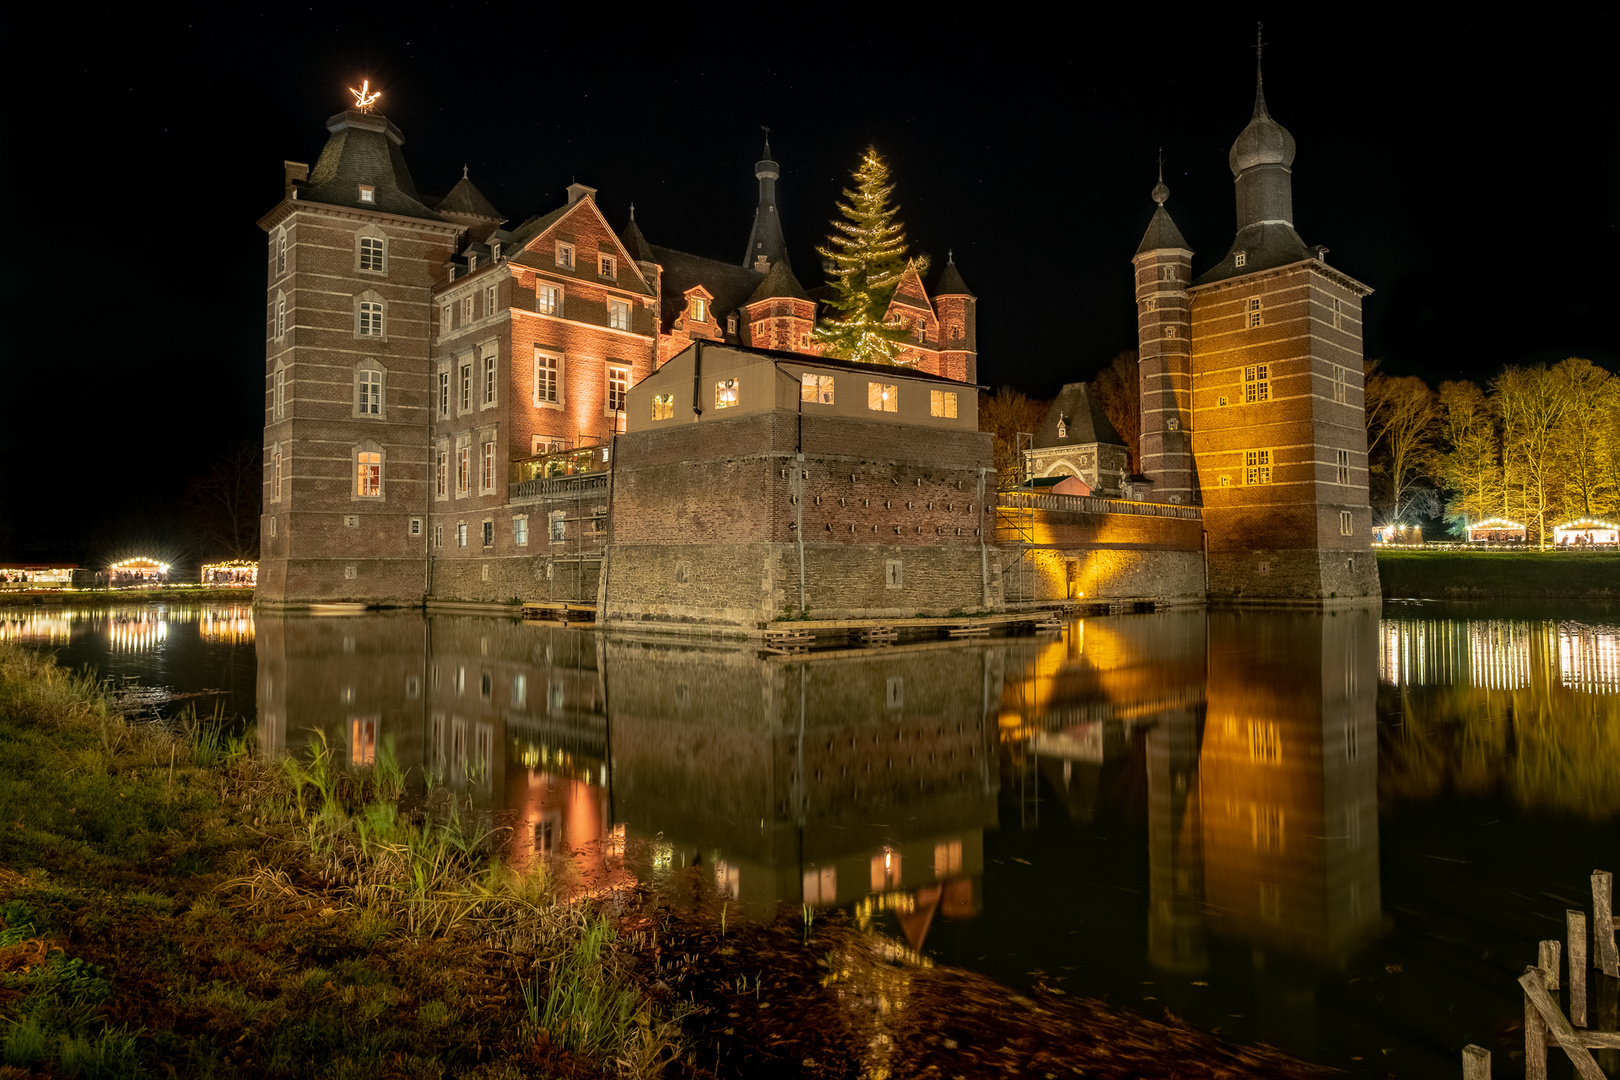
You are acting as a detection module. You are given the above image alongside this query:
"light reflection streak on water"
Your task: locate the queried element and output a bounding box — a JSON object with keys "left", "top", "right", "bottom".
{"left": 1381, "top": 616, "right": 1620, "bottom": 696}
{"left": 0, "top": 612, "right": 73, "bottom": 643}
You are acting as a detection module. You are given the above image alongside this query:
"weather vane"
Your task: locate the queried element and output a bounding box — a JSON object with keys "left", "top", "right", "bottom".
{"left": 349, "top": 79, "right": 380, "bottom": 113}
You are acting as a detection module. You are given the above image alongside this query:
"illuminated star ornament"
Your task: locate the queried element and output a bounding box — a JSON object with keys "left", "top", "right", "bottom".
{"left": 349, "top": 79, "right": 381, "bottom": 113}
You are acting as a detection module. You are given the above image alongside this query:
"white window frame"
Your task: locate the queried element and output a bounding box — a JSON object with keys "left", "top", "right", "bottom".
{"left": 513, "top": 515, "right": 529, "bottom": 546}
{"left": 358, "top": 184, "right": 375, "bottom": 204}
{"left": 459, "top": 359, "right": 473, "bottom": 413}
{"left": 689, "top": 296, "right": 707, "bottom": 322}
{"left": 715, "top": 378, "right": 739, "bottom": 410}
{"left": 1246, "top": 296, "right": 1263, "bottom": 328}
{"left": 608, "top": 298, "right": 630, "bottom": 331}
{"left": 1243, "top": 364, "right": 1270, "bottom": 404}
{"left": 534, "top": 349, "right": 563, "bottom": 408}
{"left": 800, "top": 373, "right": 834, "bottom": 405}
{"left": 434, "top": 524, "right": 444, "bottom": 549}
{"left": 272, "top": 365, "right": 286, "bottom": 420}
{"left": 867, "top": 382, "right": 898, "bottom": 413}
{"left": 460, "top": 295, "right": 474, "bottom": 326}
{"left": 536, "top": 283, "right": 561, "bottom": 316}
{"left": 440, "top": 301, "right": 452, "bottom": 335}
{"left": 355, "top": 364, "right": 384, "bottom": 418}
{"left": 1333, "top": 365, "right": 1348, "bottom": 404}
{"left": 355, "top": 292, "right": 385, "bottom": 339}
{"left": 1340, "top": 510, "right": 1354, "bottom": 536}
{"left": 555, "top": 241, "right": 575, "bottom": 269}
{"left": 1336, "top": 448, "right": 1351, "bottom": 485}
{"left": 482, "top": 348, "right": 498, "bottom": 408}
{"left": 456, "top": 443, "right": 471, "bottom": 496}
{"left": 481, "top": 519, "right": 494, "bottom": 548}
{"left": 485, "top": 284, "right": 497, "bottom": 316}
{"left": 357, "top": 230, "right": 386, "bottom": 273}
{"left": 1244, "top": 448, "right": 1273, "bottom": 485}
{"left": 274, "top": 291, "right": 287, "bottom": 340}
{"left": 437, "top": 364, "right": 451, "bottom": 418}
{"left": 481, "top": 440, "right": 496, "bottom": 493}
{"left": 271, "top": 445, "right": 283, "bottom": 501}
{"left": 456, "top": 523, "right": 468, "bottom": 548}
{"left": 1234, "top": 250, "right": 1248, "bottom": 268}
{"left": 605, "top": 365, "right": 629, "bottom": 416}
{"left": 436, "top": 445, "right": 449, "bottom": 500}
{"left": 274, "top": 228, "right": 287, "bottom": 276}
{"left": 598, "top": 253, "right": 617, "bottom": 280}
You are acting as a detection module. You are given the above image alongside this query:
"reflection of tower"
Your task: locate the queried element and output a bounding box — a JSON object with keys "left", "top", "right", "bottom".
{"left": 1197, "top": 606, "right": 1382, "bottom": 1055}
{"left": 1146, "top": 706, "right": 1207, "bottom": 974}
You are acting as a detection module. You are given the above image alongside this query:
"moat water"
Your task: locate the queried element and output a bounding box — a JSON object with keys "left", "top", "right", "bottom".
{"left": 6, "top": 598, "right": 1618, "bottom": 1078}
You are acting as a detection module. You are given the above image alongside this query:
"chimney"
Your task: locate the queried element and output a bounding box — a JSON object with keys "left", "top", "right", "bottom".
{"left": 566, "top": 182, "right": 597, "bottom": 205}
{"left": 283, "top": 160, "right": 309, "bottom": 200}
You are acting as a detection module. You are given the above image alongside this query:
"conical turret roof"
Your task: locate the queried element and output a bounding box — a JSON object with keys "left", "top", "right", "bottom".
{"left": 747, "top": 258, "right": 810, "bottom": 304}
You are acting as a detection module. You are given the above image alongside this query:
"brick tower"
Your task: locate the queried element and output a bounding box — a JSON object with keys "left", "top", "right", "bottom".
{"left": 258, "top": 106, "right": 460, "bottom": 605}
{"left": 1133, "top": 164, "right": 1197, "bottom": 505}
{"left": 1185, "top": 58, "right": 1379, "bottom": 602}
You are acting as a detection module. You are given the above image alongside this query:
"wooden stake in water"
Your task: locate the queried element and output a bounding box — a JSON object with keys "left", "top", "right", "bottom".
{"left": 1525, "top": 965, "right": 1549, "bottom": 1080}
{"left": 1539, "top": 940, "right": 1562, "bottom": 990}
{"left": 1594, "top": 870, "right": 1618, "bottom": 977}
{"left": 1568, "top": 909, "right": 1587, "bottom": 1028}
{"left": 1461, "top": 1043, "right": 1490, "bottom": 1080}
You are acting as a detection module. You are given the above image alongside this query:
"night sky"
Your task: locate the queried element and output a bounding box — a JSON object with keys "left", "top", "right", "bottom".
{"left": 2, "top": 7, "right": 1616, "bottom": 563}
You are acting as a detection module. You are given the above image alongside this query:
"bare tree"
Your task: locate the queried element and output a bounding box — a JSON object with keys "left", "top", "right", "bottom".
{"left": 1091, "top": 350, "right": 1141, "bottom": 473}
{"left": 1492, "top": 365, "right": 1574, "bottom": 547}
{"left": 1549, "top": 357, "right": 1619, "bottom": 517}
{"left": 1436, "top": 379, "right": 1500, "bottom": 531}
{"left": 978, "top": 387, "right": 1049, "bottom": 489}
{"left": 1365, "top": 365, "right": 1440, "bottom": 524}
{"left": 186, "top": 440, "right": 263, "bottom": 560}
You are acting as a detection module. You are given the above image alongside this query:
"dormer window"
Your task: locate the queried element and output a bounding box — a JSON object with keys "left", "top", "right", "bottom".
{"left": 727, "top": 314, "right": 738, "bottom": 334}
{"left": 466, "top": 253, "right": 478, "bottom": 273}
{"left": 1234, "top": 250, "right": 1248, "bottom": 268}
{"left": 1057, "top": 418, "right": 1067, "bottom": 439}
{"left": 358, "top": 185, "right": 375, "bottom": 204}
{"left": 689, "top": 297, "right": 707, "bottom": 322}
{"left": 490, "top": 241, "right": 502, "bottom": 261}
{"left": 598, "top": 254, "right": 616, "bottom": 279}
{"left": 556, "top": 242, "right": 575, "bottom": 270}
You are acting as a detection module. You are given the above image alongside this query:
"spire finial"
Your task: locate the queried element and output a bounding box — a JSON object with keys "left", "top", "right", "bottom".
{"left": 629, "top": 201, "right": 635, "bottom": 221}
{"left": 761, "top": 124, "right": 773, "bottom": 159}
{"left": 462, "top": 164, "right": 468, "bottom": 180}
{"left": 1253, "top": 22, "right": 1269, "bottom": 118}
{"left": 948, "top": 248, "right": 954, "bottom": 264}
{"left": 1151, "top": 150, "right": 1170, "bottom": 206}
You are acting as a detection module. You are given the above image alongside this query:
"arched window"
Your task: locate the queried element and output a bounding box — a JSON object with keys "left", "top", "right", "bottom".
{"left": 274, "top": 290, "right": 287, "bottom": 340}
{"left": 355, "top": 291, "right": 385, "bottom": 339}
{"left": 355, "top": 441, "right": 384, "bottom": 498}
{"left": 271, "top": 227, "right": 287, "bottom": 278}
{"left": 355, "top": 360, "right": 386, "bottom": 418}
{"left": 272, "top": 362, "right": 287, "bottom": 420}
{"left": 356, "top": 226, "right": 387, "bottom": 273}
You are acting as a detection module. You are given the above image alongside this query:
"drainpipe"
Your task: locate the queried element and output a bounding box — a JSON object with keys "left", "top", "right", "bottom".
{"left": 691, "top": 341, "right": 704, "bottom": 418}
{"left": 1202, "top": 528, "right": 1210, "bottom": 599}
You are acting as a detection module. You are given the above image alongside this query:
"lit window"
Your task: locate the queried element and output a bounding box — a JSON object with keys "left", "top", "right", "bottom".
{"left": 715, "top": 378, "right": 738, "bottom": 409}
{"left": 1340, "top": 510, "right": 1354, "bottom": 536}
{"left": 930, "top": 390, "right": 958, "bottom": 418}
{"left": 607, "top": 366, "right": 629, "bottom": 413}
{"left": 456, "top": 523, "right": 468, "bottom": 547}
{"left": 357, "top": 451, "right": 382, "bottom": 497}
{"left": 555, "top": 242, "right": 574, "bottom": 269}
{"left": 1246, "top": 296, "right": 1263, "bottom": 328}
{"left": 727, "top": 313, "right": 738, "bottom": 334}
{"left": 459, "top": 362, "right": 472, "bottom": 412}
{"left": 358, "top": 300, "right": 384, "bottom": 337}
{"left": 689, "top": 297, "right": 706, "bottom": 322}
{"left": 1234, "top": 250, "right": 1248, "bottom": 267}
{"left": 358, "top": 185, "right": 375, "bottom": 203}
{"left": 485, "top": 285, "right": 497, "bottom": 315}
{"left": 482, "top": 442, "right": 496, "bottom": 492}
{"left": 651, "top": 392, "right": 674, "bottom": 420}
{"left": 438, "top": 368, "right": 450, "bottom": 417}
{"left": 483, "top": 354, "right": 497, "bottom": 406}
{"left": 457, "top": 446, "right": 470, "bottom": 494}
{"left": 868, "top": 382, "right": 898, "bottom": 412}
{"left": 482, "top": 520, "right": 493, "bottom": 547}
{"left": 608, "top": 299, "right": 630, "bottom": 330}
{"left": 357, "top": 368, "right": 382, "bottom": 415}
{"left": 1057, "top": 419, "right": 1067, "bottom": 438}
{"left": 599, "top": 254, "right": 616, "bottom": 279}
{"left": 513, "top": 516, "right": 528, "bottom": 546}
{"left": 536, "top": 284, "right": 561, "bottom": 315}
{"left": 436, "top": 449, "right": 448, "bottom": 498}
{"left": 800, "top": 373, "right": 834, "bottom": 404}
{"left": 1243, "top": 364, "right": 1270, "bottom": 403}
{"left": 273, "top": 368, "right": 285, "bottom": 419}
{"left": 535, "top": 350, "right": 561, "bottom": 405}
{"left": 1244, "top": 448, "right": 1273, "bottom": 485}
{"left": 359, "top": 235, "right": 385, "bottom": 271}
{"left": 549, "top": 511, "right": 566, "bottom": 542}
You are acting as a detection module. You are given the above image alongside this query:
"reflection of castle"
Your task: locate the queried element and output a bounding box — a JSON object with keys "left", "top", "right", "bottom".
{"left": 256, "top": 616, "right": 998, "bottom": 946}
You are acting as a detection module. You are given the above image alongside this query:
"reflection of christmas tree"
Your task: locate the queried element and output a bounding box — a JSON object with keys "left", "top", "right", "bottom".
{"left": 813, "top": 147, "right": 927, "bottom": 364}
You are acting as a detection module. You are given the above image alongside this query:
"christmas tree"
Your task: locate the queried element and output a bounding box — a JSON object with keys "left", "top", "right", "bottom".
{"left": 813, "top": 147, "right": 927, "bottom": 364}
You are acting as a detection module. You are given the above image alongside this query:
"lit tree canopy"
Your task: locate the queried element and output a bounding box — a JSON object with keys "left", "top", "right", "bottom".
{"left": 813, "top": 147, "right": 927, "bottom": 364}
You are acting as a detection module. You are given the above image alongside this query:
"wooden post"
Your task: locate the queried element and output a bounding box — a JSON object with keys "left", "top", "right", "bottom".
{"left": 1568, "top": 909, "right": 1587, "bottom": 1028}
{"left": 1594, "top": 870, "right": 1618, "bottom": 977}
{"left": 1461, "top": 1043, "right": 1490, "bottom": 1080}
{"left": 1519, "top": 966, "right": 1609, "bottom": 1080}
{"left": 1526, "top": 966, "right": 1549, "bottom": 1080}
{"left": 1539, "top": 940, "right": 1562, "bottom": 990}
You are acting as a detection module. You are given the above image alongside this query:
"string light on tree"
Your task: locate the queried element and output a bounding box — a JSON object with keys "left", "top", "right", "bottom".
{"left": 813, "top": 147, "right": 927, "bottom": 365}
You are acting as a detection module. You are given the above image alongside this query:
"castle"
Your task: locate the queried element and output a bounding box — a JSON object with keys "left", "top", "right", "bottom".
{"left": 256, "top": 105, "right": 980, "bottom": 608}
{"left": 258, "top": 60, "right": 1376, "bottom": 614}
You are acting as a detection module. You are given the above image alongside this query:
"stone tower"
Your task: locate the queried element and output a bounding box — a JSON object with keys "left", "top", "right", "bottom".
{"left": 258, "top": 106, "right": 461, "bottom": 605}
{"left": 931, "top": 255, "right": 978, "bottom": 384}
{"left": 1133, "top": 164, "right": 1197, "bottom": 505}
{"left": 744, "top": 134, "right": 790, "bottom": 272}
{"left": 1185, "top": 58, "right": 1379, "bottom": 602}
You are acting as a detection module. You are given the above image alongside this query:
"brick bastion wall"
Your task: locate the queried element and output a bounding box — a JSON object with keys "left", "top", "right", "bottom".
{"left": 996, "top": 491, "right": 1207, "bottom": 604}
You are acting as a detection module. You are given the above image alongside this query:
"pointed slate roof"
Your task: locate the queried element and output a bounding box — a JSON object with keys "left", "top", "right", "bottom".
{"left": 743, "top": 134, "right": 791, "bottom": 271}
{"left": 649, "top": 244, "right": 763, "bottom": 329}
{"left": 297, "top": 110, "right": 442, "bottom": 220}
{"left": 1136, "top": 205, "right": 1191, "bottom": 255}
{"left": 436, "top": 171, "right": 504, "bottom": 222}
{"left": 1033, "top": 383, "right": 1124, "bottom": 449}
{"left": 932, "top": 256, "right": 974, "bottom": 298}
{"left": 620, "top": 214, "right": 658, "bottom": 266}
{"left": 747, "top": 258, "right": 810, "bottom": 304}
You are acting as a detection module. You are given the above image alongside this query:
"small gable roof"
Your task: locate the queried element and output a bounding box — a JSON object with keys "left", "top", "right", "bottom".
{"left": 748, "top": 259, "right": 811, "bottom": 304}
{"left": 1033, "top": 382, "right": 1124, "bottom": 449}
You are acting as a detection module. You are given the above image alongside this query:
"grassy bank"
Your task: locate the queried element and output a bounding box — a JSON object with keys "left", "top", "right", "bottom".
{"left": 0, "top": 588, "right": 254, "bottom": 608}
{"left": 0, "top": 646, "right": 1333, "bottom": 1079}
{"left": 1377, "top": 549, "right": 1620, "bottom": 599}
